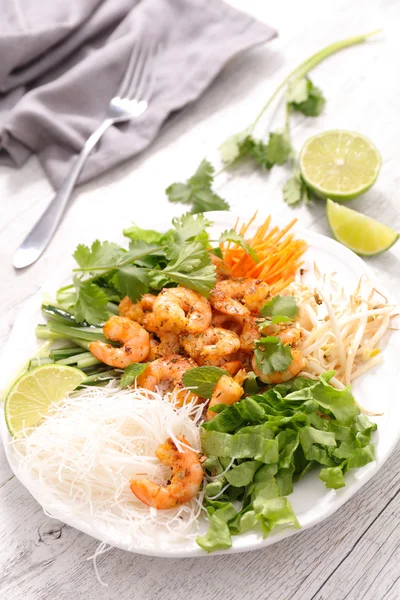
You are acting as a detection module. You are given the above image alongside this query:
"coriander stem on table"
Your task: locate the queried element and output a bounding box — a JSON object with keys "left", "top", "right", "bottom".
{"left": 249, "top": 29, "right": 381, "bottom": 134}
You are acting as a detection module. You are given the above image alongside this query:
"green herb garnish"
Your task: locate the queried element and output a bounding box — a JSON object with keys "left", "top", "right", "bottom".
{"left": 254, "top": 336, "right": 293, "bottom": 375}
{"left": 168, "top": 31, "right": 380, "bottom": 215}
{"left": 58, "top": 213, "right": 217, "bottom": 324}
{"left": 182, "top": 366, "right": 229, "bottom": 399}
{"left": 120, "top": 363, "right": 148, "bottom": 388}
{"left": 166, "top": 159, "right": 229, "bottom": 214}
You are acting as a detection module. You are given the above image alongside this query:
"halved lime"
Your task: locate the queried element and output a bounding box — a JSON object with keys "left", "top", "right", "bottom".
{"left": 327, "top": 199, "right": 399, "bottom": 256}
{"left": 300, "top": 130, "right": 381, "bottom": 201}
{"left": 4, "top": 364, "right": 86, "bottom": 436}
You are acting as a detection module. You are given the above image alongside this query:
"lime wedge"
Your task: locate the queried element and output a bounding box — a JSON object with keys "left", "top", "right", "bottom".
{"left": 4, "top": 364, "right": 86, "bottom": 436}
{"left": 327, "top": 199, "right": 399, "bottom": 256}
{"left": 300, "top": 130, "right": 381, "bottom": 201}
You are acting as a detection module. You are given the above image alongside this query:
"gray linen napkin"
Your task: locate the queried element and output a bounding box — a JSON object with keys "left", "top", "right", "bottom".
{"left": 0, "top": 0, "right": 276, "bottom": 188}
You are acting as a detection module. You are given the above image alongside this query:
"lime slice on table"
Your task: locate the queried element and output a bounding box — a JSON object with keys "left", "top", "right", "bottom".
{"left": 300, "top": 130, "right": 381, "bottom": 201}
{"left": 4, "top": 364, "right": 86, "bottom": 436}
{"left": 327, "top": 199, "right": 399, "bottom": 256}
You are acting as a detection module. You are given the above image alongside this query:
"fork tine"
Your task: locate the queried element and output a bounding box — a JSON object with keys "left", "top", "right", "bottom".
{"left": 125, "top": 38, "right": 156, "bottom": 101}
{"left": 117, "top": 36, "right": 142, "bottom": 98}
{"left": 133, "top": 42, "right": 161, "bottom": 103}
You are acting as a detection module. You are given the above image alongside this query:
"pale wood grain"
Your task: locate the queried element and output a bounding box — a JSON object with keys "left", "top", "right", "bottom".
{"left": 1, "top": 0, "right": 400, "bottom": 598}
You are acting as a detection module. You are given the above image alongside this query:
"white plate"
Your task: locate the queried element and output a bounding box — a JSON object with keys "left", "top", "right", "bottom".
{"left": 1, "top": 211, "right": 400, "bottom": 558}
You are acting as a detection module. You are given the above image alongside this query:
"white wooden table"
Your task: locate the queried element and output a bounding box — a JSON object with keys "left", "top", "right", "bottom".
{"left": 2, "top": 1, "right": 400, "bottom": 598}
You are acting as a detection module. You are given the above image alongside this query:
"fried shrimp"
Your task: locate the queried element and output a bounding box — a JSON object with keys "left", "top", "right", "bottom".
{"left": 153, "top": 287, "right": 212, "bottom": 334}
{"left": 206, "top": 369, "right": 247, "bottom": 420}
{"left": 211, "top": 311, "right": 244, "bottom": 335}
{"left": 252, "top": 349, "right": 306, "bottom": 384}
{"left": 180, "top": 327, "right": 240, "bottom": 365}
{"left": 148, "top": 333, "right": 182, "bottom": 360}
{"left": 119, "top": 294, "right": 156, "bottom": 324}
{"left": 209, "top": 279, "right": 270, "bottom": 316}
{"left": 239, "top": 316, "right": 260, "bottom": 354}
{"left": 130, "top": 436, "right": 203, "bottom": 509}
{"left": 89, "top": 316, "right": 150, "bottom": 368}
{"left": 258, "top": 323, "right": 302, "bottom": 347}
{"left": 278, "top": 327, "right": 302, "bottom": 347}
{"left": 137, "top": 354, "right": 198, "bottom": 405}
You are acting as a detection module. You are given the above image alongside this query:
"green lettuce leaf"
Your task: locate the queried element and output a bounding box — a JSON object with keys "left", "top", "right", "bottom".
{"left": 225, "top": 461, "right": 262, "bottom": 487}
{"left": 196, "top": 502, "right": 236, "bottom": 553}
{"left": 201, "top": 430, "right": 279, "bottom": 464}
{"left": 122, "top": 223, "right": 166, "bottom": 244}
{"left": 319, "top": 466, "right": 346, "bottom": 489}
{"left": 202, "top": 398, "right": 265, "bottom": 433}
{"left": 198, "top": 370, "right": 377, "bottom": 553}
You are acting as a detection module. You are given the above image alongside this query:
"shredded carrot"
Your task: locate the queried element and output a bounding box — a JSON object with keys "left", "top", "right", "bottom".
{"left": 221, "top": 213, "right": 307, "bottom": 293}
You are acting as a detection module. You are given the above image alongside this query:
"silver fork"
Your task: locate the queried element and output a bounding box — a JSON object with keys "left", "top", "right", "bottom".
{"left": 13, "top": 38, "right": 158, "bottom": 270}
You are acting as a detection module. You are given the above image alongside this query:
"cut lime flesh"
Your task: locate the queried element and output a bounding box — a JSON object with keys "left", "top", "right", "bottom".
{"left": 300, "top": 130, "right": 381, "bottom": 201}
{"left": 4, "top": 364, "right": 86, "bottom": 436}
{"left": 326, "top": 199, "right": 399, "bottom": 256}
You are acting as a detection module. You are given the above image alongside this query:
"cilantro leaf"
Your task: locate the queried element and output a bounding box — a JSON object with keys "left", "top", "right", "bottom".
{"left": 228, "top": 132, "right": 291, "bottom": 170}
{"left": 120, "top": 363, "right": 149, "bottom": 388}
{"left": 265, "top": 131, "right": 292, "bottom": 165}
{"left": 283, "top": 173, "right": 311, "bottom": 206}
{"left": 237, "top": 136, "right": 271, "bottom": 169}
{"left": 219, "top": 130, "right": 249, "bottom": 163}
{"left": 73, "top": 277, "right": 109, "bottom": 325}
{"left": 166, "top": 182, "right": 192, "bottom": 204}
{"left": 261, "top": 295, "right": 298, "bottom": 321}
{"left": 73, "top": 240, "right": 123, "bottom": 273}
{"left": 182, "top": 366, "right": 229, "bottom": 398}
{"left": 191, "top": 190, "right": 230, "bottom": 214}
{"left": 166, "top": 159, "right": 229, "bottom": 214}
{"left": 112, "top": 266, "right": 150, "bottom": 303}
{"left": 165, "top": 264, "right": 215, "bottom": 296}
{"left": 254, "top": 336, "right": 293, "bottom": 375}
{"left": 188, "top": 159, "right": 214, "bottom": 188}
{"left": 122, "top": 223, "right": 165, "bottom": 244}
{"left": 217, "top": 229, "right": 258, "bottom": 262}
{"left": 286, "top": 77, "right": 309, "bottom": 104}
{"left": 163, "top": 241, "right": 217, "bottom": 296}
{"left": 172, "top": 213, "right": 213, "bottom": 243}
{"left": 288, "top": 77, "right": 326, "bottom": 117}
{"left": 100, "top": 285, "right": 121, "bottom": 302}
{"left": 283, "top": 174, "right": 303, "bottom": 206}
{"left": 120, "top": 241, "right": 164, "bottom": 266}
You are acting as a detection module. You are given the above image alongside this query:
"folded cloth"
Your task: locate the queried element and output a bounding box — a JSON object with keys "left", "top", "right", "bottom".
{"left": 0, "top": 0, "right": 276, "bottom": 188}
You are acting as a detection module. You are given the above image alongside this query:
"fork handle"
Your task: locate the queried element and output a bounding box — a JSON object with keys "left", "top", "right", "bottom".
{"left": 13, "top": 118, "right": 114, "bottom": 269}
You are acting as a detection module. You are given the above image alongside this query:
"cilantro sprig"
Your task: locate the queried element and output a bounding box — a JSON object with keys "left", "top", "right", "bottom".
{"left": 166, "top": 159, "right": 229, "bottom": 214}
{"left": 217, "top": 229, "right": 258, "bottom": 262}
{"left": 258, "top": 295, "right": 298, "bottom": 328}
{"left": 254, "top": 336, "right": 293, "bottom": 376}
{"left": 59, "top": 213, "right": 218, "bottom": 324}
{"left": 219, "top": 77, "right": 324, "bottom": 205}
{"left": 167, "top": 31, "right": 379, "bottom": 213}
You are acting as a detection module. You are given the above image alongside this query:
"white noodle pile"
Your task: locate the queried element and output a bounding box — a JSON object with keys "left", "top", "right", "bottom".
{"left": 290, "top": 270, "right": 397, "bottom": 389}
{"left": 11, "top": 383, "right": 205, "bottom": 548}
